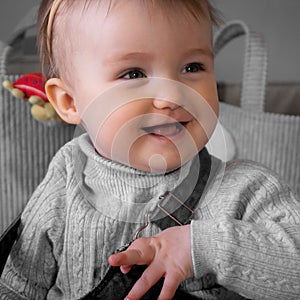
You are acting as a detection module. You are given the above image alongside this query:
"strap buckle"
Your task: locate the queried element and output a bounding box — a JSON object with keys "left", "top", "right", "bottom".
{"left": 134, "top": 191, "right": 195, "bottom": 239}
{"left": 158, "top": 191, "right": 195, "bottom": 226}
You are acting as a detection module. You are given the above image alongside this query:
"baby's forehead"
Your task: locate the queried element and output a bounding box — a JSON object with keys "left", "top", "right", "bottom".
{"left": 56, "top": 0, "right": 212, "bottom": 46}
{"left": 52, "top": 0, "right": 212, "bottom": 80}
{"left": 60, "top": 0, "right": 211, "bottom": 23}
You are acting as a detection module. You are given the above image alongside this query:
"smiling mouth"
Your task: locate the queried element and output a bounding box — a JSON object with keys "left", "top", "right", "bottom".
{"left": 142, "top": 122, "right": 187, "bottom": 137}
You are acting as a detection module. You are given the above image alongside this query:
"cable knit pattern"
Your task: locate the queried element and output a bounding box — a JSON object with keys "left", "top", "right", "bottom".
{"left": 191, "top": 161, "right": 300, "bottom": 300}
{"left": 1, "top": 134, "right": 300, "bottom": 300}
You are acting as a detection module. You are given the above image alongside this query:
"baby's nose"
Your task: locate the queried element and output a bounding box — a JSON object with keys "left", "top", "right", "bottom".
{"left": 152, "top": 98, "right": 180, "bottom": 110}
{"left": 152, "top": 84, "right": 184, "bottom": 110}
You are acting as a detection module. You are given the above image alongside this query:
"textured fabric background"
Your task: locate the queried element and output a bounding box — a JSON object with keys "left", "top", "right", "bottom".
{"left": 214, "top": 21, "right": 300, "bottom": 198}
{"left": 219, "top": 102, "right": 300, "bottom": 197}
{"left": 0, "top": 75, "right": 74, "bottom": 234}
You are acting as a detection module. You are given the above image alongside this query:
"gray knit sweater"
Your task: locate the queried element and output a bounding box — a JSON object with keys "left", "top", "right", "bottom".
{"left": 1, "top": 134, "right": 300, "bottom": 300}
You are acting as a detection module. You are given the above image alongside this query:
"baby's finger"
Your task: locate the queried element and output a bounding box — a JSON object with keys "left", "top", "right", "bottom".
{"left": 126, "top": 262, "right": 164, "bottom": 300}
{"left": 120, "top": 264, "right": 132, "bottom": 274}
{"left": 109, "top": 239, "right": 155, "bottom": 267}
{"left": 158, "top": 273, "right": 182, "bottom": 300}
{"left": 109, "top": 249, "right": 139, "bottom": 266}
{"left": 109, "top": 249, "right": 149, "bottom": 266}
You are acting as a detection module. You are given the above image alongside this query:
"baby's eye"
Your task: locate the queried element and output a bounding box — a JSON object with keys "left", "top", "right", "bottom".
{"left": 121, "top": 69, "right": 146, "bottom": 79}
{"left": 182, "top": 62, "right": 205, "bottom": 73}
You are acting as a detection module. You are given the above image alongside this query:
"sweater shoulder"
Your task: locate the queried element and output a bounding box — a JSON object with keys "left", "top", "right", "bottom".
{"left": 218, "top": 159, "right": 299, "bottom": 215}
{"left": 21, "top": 137, "right": 83, "bottom": 233}
{"left": 224, "top": 159, "right": 290, "bottom": 191}
{"left": 48, "top": 136, "right": 81, "bottom": 172}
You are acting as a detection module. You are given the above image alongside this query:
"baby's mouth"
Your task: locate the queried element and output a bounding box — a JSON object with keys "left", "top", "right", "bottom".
{"left": 143, "top": 122, "right": 187, "bottom": 137}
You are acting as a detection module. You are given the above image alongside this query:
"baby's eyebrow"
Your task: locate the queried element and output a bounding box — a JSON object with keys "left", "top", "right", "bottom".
{"left": 102, "top": 48, "right": 213, "bottom": 66}
{"left": 103, "top": 52, "right": 153, "bottom": 65}
{"left": 183, "top": 48, "right": 214, "bottom": 59}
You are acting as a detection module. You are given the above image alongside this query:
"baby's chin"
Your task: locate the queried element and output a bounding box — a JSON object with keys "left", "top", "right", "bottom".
{"left": 94, "top": 140, "right": 201, "bottom": 174}
{"left": 127, "top": 152, "right": 197, "bottom": 174}
{"left": 101, "top": 152, "right": 183, "bottom": 174}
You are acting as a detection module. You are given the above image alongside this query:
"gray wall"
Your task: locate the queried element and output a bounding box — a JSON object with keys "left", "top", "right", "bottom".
{"left": 214, "top": 0, "right": 300, "bottom": 83}
{"left": 0, "top": 0, "right": 299, "bottom": 83}
{"left": 0, "top": 0, "right": 39, "bottom": 41}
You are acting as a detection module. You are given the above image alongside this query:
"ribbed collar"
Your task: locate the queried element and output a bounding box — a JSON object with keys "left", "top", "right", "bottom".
{"left": 76, "top": 134, "right": 192, "bottom": 223}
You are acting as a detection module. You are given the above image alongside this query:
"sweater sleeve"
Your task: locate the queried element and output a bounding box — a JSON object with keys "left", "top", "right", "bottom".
{"left": 191, "top": 160, "right": 300, "bottom": 300}
{"left": 0, "top": 153, "right": 67, "bottom": 300}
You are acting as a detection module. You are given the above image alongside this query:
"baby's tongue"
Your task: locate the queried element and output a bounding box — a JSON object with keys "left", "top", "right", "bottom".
{"left": 151, "top": 123, "right": 179, "bottom": 136}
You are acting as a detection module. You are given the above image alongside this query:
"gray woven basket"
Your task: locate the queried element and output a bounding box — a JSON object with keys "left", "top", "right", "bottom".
{"left": 214, "top": 21, "right": 300, "bottom": 197}
{"left": 0, "top": 7, "right": 75, "bottom": 235}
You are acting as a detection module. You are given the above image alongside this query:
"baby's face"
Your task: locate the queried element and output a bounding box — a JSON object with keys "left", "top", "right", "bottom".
{"left": 66, "top": 1, "right": 218, "bottom": 172}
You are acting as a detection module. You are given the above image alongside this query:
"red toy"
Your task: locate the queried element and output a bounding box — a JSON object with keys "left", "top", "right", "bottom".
{"left": 2, "top": 73, "right": 62, "bottom": 123}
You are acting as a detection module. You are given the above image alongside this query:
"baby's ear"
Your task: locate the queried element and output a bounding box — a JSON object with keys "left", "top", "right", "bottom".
{"left": 45, "top": 78, "right": 80, "bottom": 124}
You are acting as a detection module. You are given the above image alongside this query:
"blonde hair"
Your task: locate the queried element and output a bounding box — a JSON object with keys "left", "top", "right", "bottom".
{"left": 38, "top": 0, "right": 220, "bottom": 79}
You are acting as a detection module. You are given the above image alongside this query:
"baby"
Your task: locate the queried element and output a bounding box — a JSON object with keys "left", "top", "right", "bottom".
{"left": 1, "top": 0, "right": 300, "bottom": 299}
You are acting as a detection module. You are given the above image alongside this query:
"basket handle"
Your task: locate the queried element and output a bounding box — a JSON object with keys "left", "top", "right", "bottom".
{"left": 0, "top": 5, "right": 39, "bottom": 76}
{"left": 214, "top": 20, "right": 268, "bottom": 113}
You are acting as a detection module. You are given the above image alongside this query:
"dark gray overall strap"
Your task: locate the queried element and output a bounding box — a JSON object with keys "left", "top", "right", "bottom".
{"left": 79, "top": 149, "right": 211, "bottom": 300}
{"left": 0, "top": 214, "right": 21, "bottom": 275}
{"left": 152, "top": 147, "right": 211, "bottom": 229}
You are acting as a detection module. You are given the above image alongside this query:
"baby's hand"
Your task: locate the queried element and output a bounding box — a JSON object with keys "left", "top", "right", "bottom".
{"left": 108, "top": 224, "right": 193, "bottom": 300}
